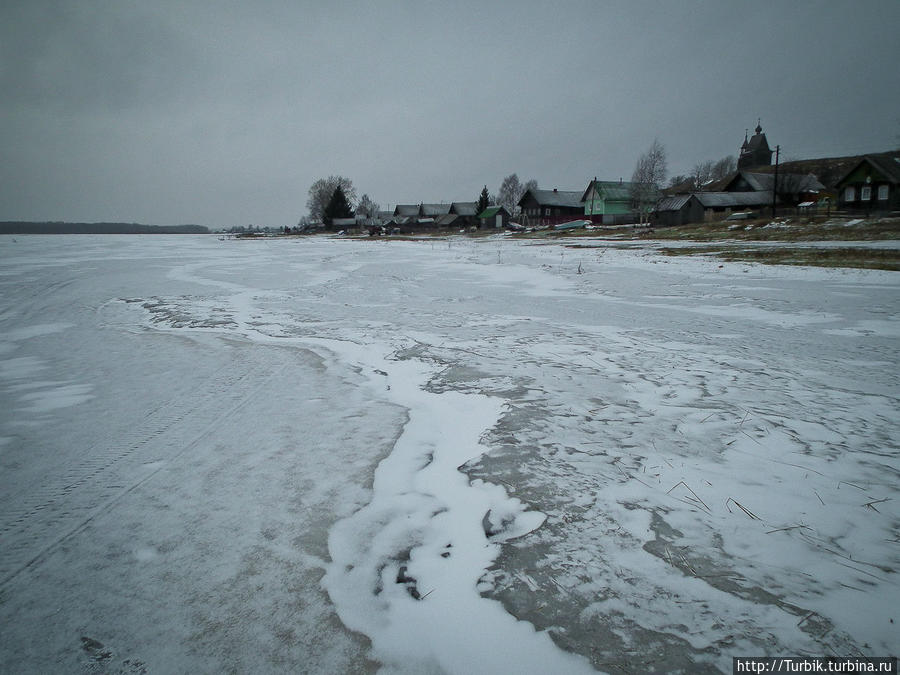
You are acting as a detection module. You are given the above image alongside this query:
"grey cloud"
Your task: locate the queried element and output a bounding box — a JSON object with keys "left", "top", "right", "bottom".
{"left": 1, "top": 0, "right": 898, "bottom": 227}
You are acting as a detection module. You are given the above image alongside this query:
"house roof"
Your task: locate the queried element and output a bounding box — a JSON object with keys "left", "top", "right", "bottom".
{"left": 694, "top": 191, "right": 777, "bottom": 208}
{"left": 656, "top": 195, "right": 694, "bottom": 211}
{"left": 449, "top": 202, "right": 478, "bottom": 216}
{"left": 581, "top": 180, "right": 639, "bottom": 203}
{"left": 394, "top": 204, "right": 420, "bottom": 216}
{"left": 478, "top": 206, "right": 509, "bottom": 219}
{"left": 434, "top": 213, "right": 460, "bottom": 227}
{"left": 739, "top": 150, "right": 900, "bottom": 190}
{"left": 835, "top": 154, "right": 900, "bottom": 186}
{"left": 420, "top": 203, "right": 452, "bottom": 217}
{"left": 519, "top": 189, "right": 583, "bottom": 209}
{"left": 727, "top": 171, "right": 825, "bottom": 193}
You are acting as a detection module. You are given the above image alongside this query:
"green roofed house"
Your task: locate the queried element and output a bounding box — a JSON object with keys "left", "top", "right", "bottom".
{"left": 581, "top": 179, "right": 644, "bottom": 224}
{"left": 477, "top": 205, "right": 511, "bottom": 229}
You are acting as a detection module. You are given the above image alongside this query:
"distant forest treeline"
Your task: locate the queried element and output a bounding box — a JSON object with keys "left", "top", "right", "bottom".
{"left": 0, "top": 222, "right": 210, "bottom": 235}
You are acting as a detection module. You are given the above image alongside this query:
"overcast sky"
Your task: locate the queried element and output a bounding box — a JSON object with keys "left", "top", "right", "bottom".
{"left": 2, "top": 0, "right": 898, "bottom": 227}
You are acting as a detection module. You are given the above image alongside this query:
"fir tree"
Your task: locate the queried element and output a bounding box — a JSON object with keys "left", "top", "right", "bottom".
{"left": 323, "top": 185, "right": 354, "bottom": 228}
{"left": 476, "top": 185, "right": 491, "bottom": 215}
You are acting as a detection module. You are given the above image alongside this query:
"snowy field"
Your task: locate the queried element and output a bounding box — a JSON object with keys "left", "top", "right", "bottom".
{"left": 0, "top": 234, "right": 897, "bottom": 673}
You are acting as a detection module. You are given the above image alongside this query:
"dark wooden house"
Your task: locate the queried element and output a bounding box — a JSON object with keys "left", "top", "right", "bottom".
{"left": 517, "top": 188, "right": 583, "bottom": 226}
{"left": 724, "top": 171, "right": 824, "bottom": 206}
{"left": 835, "top": 154, "right": 900, "bottom": 213}
{"left": 654, "top": 194, "right": 705, "bottom": 227}
{"left": 694, "top": 191, "right": 777, "bottom": 219}
{"left": 449, "top": 202, "right": 479, "bottom": 228}
{"left": 393, "top": 204, "right": 420, "bottom": 218}
{"left": 420, "top": 204, "right": 452, "bottom": 219}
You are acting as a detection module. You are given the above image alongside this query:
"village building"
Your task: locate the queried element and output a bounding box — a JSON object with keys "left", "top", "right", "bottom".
{"left": 694, "top": 191, "right": 777, "bottom": 218}
{"left": 655, "top": 194, "right": 705, "bottom": 227}
{"left": 330, "top": 217, "right": 357, "bottom": 231}
{"left": 420, "top": 203, "right": 452, "bottom": 219}
{"left": 724, "top": 170, "right": 825, "bottom": 206}
{"left": 440, "top": 202, "right": 479, "bottom": 229}
{"left": 385, "top": 202, "right": 480, "bottom": 231}
{"left": 450, "top": 201, "right": 478, "bottom": 217}
{"left": 393, "top": 204, "right": 420, "bottom": 218}
{"left": 477, "top": 205, "right": 511, "bottom": 229}
{"left": 580, "top": 179, "right": 641, "bottom": 224}
{"left": 738, "top": 121, "right": 774, "bottom": 170}
{"left": 517, "top": 188, "right": 584, "bottom": 226}
{"left": 835, "top": 154, "right": 900, "bottom": 213}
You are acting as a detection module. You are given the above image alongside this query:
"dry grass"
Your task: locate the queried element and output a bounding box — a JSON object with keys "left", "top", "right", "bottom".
{"left": 658, "top": 245, "right": 900, "bottom": 271}
{"left": 642, "top": 216, "right": 900, "bottom": 243}
{"left": 336, "top": 216, "right": 900, "bottom": 270}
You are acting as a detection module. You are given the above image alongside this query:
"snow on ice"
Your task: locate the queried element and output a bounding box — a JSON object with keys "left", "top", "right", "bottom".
{"left": 0, "top": 233, "right": 897, "bottom": 673}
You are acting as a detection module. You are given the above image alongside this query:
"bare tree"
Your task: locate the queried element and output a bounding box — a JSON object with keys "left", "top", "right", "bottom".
{"left": 711, "top": 155, "right": 737, "bottom": 181}
{"left": 691, "top": 160, "right": 715, "bottom": 189}
{"left": 667, "top": 174, "right": 691, "bottom": 189}
{"left": 497, "top": 174, "right": 539, "bottom": 214}
{"left": 497, "top": 174, "right": 523, "bottom": 214}
{"left": 306, "top": 176, "right": 357, "bottom": 223}
{"left": 630, "top": 139, "right": 667, "bottom": 224}
{"left": 356, "top": 193, "right": 379, "bottom": 219}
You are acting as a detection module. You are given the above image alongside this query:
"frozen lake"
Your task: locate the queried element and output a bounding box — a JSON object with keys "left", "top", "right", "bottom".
{"left": 1, "top": 234, "right": 897, "bottom": 673}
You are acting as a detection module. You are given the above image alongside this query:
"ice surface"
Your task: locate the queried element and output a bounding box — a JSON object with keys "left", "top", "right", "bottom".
{"left": 0, "top": 234, "right": 897, "bottom": 673}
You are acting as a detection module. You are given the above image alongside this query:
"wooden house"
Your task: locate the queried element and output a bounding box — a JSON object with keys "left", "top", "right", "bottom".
{"left": 448, "top": 202, "right": 479, "bottom": 229}
{"left": 724, "top": 171, "right": 824, "bottom": 206}
{"left": 654, "top": 194, "right": 705, "bottom": 227}
{"left": 835, "top": 154, "right": 900, "bottom": 213}
{"left": 580, "top": 179, "right": 654, "bottom": 224}
{"left": 478, "top": 205, "right": 511, "bottom": 229}
{"left": 420, "top": 204, "right": 452, "bottom": 218}
{"left": 393, "top": 204, "right": 420, "bottom": 218}
{"left": 517, "top": 189, "right": 583, "bottom": 226}
{"left": 694, "top": 191, "right": 777, "bottom": 219}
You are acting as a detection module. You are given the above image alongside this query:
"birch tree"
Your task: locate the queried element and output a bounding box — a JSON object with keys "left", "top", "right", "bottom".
{"left": 630, "top": 140, "right": 667, "bottom": 224}
{"left": 356, "top": 194, "right": 379, "bottom": 219}
{"left": 497, "top": 174, "right": 523, "bottom": 213}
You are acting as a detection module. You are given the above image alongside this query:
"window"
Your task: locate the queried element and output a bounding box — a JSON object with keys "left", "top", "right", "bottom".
{"left": 878, "top": 184, "right": 889, "bottom": 200}
{"left": 544, "top": 207, "right": 551, "bottom": 216}
{"left": 844, "top": 186, "right": 855, "bottom": 202}
{"left": 861, "top": 186, "right": 872, "bottom": 201}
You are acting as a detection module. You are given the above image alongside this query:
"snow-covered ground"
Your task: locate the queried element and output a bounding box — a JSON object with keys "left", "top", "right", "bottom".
{"left": 0, "top": 234, "right": 897, "bottom": 673}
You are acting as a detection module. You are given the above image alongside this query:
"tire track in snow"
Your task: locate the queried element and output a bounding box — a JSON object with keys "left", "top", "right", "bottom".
{"left": 0, "top": 357, "right": 277, "bottom": 589}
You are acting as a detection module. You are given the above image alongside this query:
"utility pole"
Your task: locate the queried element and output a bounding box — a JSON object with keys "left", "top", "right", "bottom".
{"left": 772, "top": 145, "right": 780, "bottom": 219}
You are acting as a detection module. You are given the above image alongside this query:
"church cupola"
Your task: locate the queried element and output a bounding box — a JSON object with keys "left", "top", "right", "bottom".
{"left": 739, "top": 119, "right": 773, "bottom": 170}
